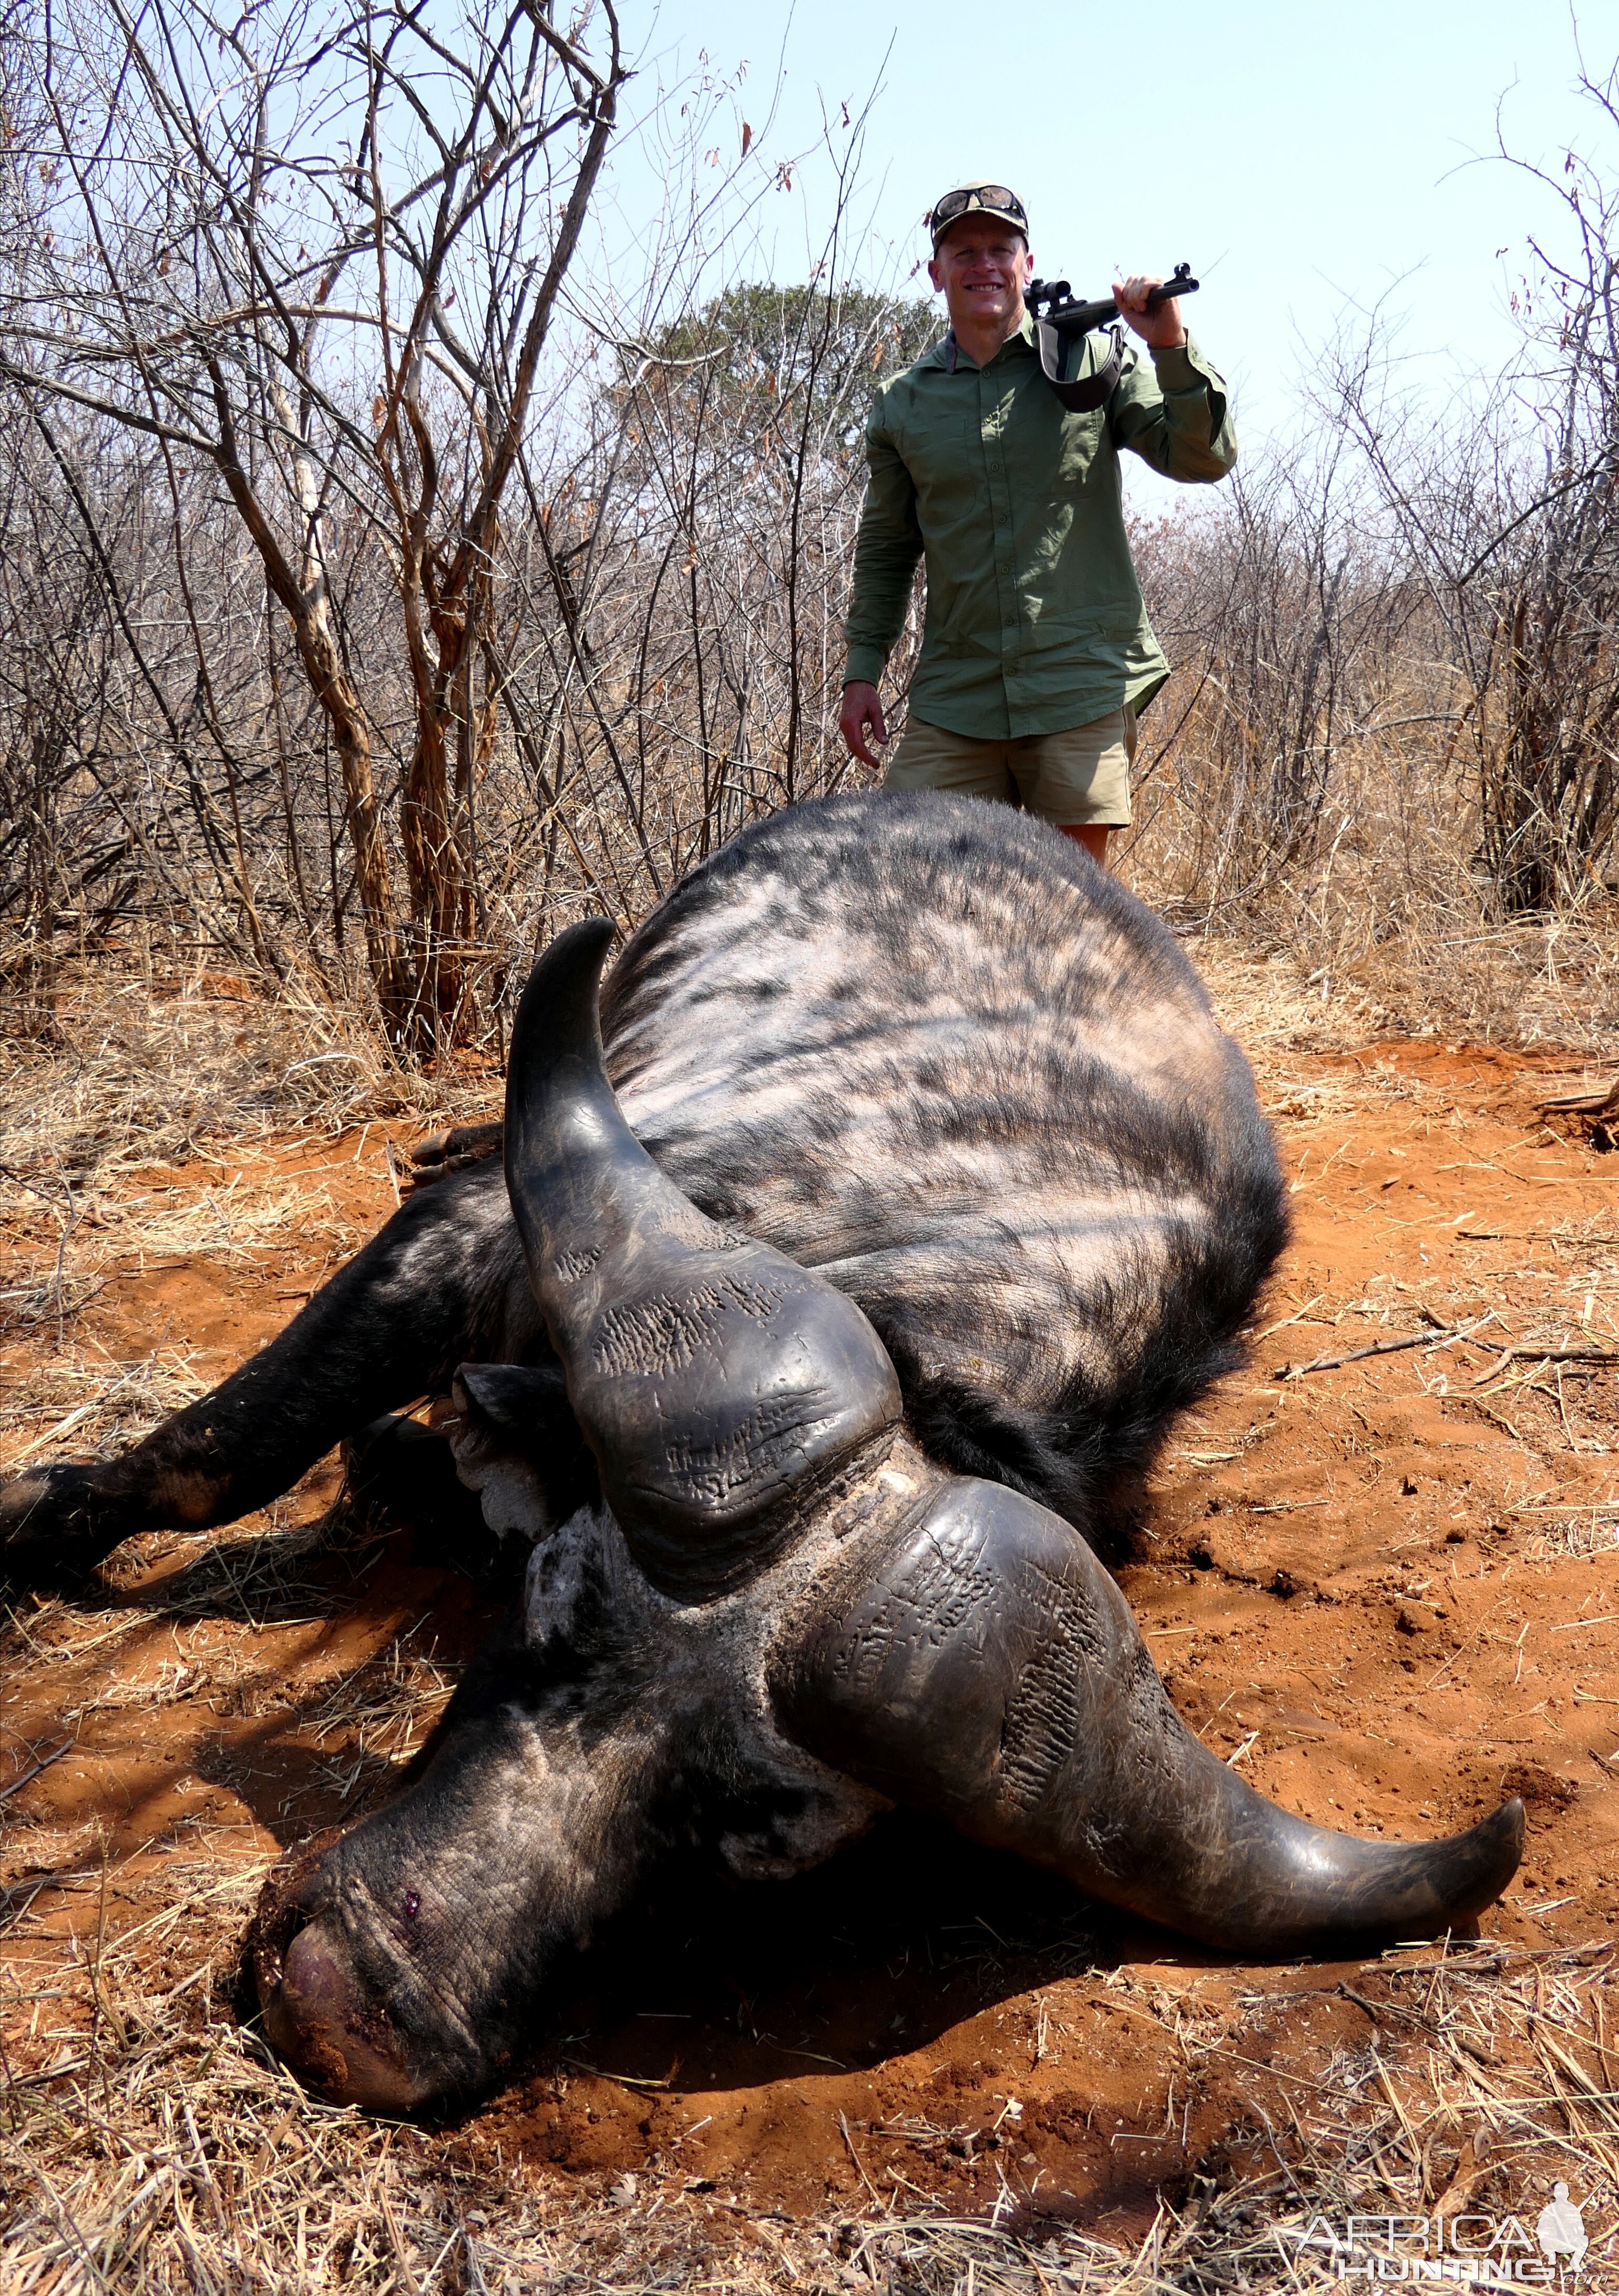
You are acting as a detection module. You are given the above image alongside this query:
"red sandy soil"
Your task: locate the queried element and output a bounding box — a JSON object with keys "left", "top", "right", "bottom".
{"left": 3, "top": 1033, "right": 1617, "bottom": 2236}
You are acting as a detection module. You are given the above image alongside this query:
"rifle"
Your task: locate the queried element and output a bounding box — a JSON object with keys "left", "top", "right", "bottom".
{"left": 1026, "top": 263, "right": 1199, "bottom": 412}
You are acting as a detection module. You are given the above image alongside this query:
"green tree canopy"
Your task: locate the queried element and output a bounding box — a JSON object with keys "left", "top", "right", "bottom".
{"left": 614, "top": 282, "right": 938, "bottom": 468}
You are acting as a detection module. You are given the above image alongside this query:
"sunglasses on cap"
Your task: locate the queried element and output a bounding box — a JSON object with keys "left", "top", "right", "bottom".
{"left": 928, "top": 183, "right": 1028, "bottom": 240}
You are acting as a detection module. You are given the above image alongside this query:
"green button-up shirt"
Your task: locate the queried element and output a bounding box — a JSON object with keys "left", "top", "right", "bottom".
{"left": 844, "top": 316, "right": 1236, "bottom": 738}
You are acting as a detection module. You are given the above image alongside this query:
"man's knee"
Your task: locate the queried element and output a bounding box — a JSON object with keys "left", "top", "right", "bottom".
{"left": 1060, "top": 824, "right": 1111, "bottom": 867}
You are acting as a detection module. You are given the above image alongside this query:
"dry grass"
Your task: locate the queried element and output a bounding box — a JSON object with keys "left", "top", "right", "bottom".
{"left": 3, "top": 1914, "right": 1617, "bottom": 2291}
{"left": 1185, "top": 902, "right": 1619, "bottom": 1063}
{"left": 0, "top": 961, "right": 499, "bottom": 1212}
{"left": 0, "top": 964, "right": 501, "bottom": 1473}
{"left": 0, "top": 1351, "right": 213, "bottom": 1474}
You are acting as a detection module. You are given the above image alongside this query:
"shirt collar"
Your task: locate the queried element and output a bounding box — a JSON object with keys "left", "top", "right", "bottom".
{"left": 938, "top": 311, "right": 1038, "bottom": 373}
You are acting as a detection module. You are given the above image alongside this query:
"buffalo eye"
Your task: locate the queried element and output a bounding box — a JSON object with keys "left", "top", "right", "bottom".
{"left": 403, "top": 1890, "right": 421, "bottom": 1922}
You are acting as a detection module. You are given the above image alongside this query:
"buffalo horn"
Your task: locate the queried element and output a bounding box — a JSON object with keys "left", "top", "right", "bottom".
{"left": 503, "top": 920, "right": 902, "bottom": 1598}
{"left": 773, "top": 1474, "right": 1524, "bottom": 1950}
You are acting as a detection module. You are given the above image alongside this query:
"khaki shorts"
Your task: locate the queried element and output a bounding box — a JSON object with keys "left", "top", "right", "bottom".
{"left": 884, "top": 704, "right": 1135, "bottom": 828}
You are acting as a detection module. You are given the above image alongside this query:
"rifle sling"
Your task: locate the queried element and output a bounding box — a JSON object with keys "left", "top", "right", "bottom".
{"left": 1033, "top": 317, "right": 1123, "bottom": 413}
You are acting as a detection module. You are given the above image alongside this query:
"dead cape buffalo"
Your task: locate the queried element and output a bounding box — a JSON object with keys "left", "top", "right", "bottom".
{"left": 0, "top": 793, "right": 1523, "bottom": 2112}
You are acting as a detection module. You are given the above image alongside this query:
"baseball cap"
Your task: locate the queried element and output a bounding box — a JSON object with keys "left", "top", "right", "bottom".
{"left": 928, "top": 181, "right": 1030, "bottom": 250}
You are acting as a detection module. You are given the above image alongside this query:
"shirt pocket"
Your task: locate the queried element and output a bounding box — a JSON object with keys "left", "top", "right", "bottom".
{"left": 899, "top": 405, "right": 986, "bottom": 510}
{"left": 1015, "top": 378, "right": 1104, "bottom": 495}
{"left": 1055, "top": 407, "right": 1106, "bottom": 487}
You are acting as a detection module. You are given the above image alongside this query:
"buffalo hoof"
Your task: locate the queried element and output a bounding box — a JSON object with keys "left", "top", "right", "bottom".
{"left": 0, "top": 1462, "right": 125, "bottom": 1595}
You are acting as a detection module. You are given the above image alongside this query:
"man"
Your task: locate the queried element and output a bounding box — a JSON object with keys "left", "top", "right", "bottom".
{"left": 839, "top": 181, "right": 1236, "bottom": 865}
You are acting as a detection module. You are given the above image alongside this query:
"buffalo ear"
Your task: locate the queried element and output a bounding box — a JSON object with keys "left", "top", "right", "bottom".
{"left": 447, "top": 1361, "right": 600, "bottom": 1540}
{"left": 501, "top": 921, "right": 901, "bottom": 1599}
{"left": 455, "top": 1362, "right": 570, "bottom": 1432}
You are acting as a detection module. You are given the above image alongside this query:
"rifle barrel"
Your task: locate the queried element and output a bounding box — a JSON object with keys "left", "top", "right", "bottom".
{"left": 1032, "top": 266, "right": 1200, "bottom": 337}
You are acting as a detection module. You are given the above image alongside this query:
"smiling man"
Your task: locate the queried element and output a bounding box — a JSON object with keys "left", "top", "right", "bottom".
{"left": 839, "top": 182, "right": 1236, "bottom": 866}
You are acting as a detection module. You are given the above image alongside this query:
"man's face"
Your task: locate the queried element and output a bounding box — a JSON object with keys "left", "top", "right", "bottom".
{"left": 927, "top": 214, "right": 1032, "bottom": 334}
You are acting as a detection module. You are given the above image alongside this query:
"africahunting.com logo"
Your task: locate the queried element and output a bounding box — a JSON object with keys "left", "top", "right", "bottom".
{"left": 1284, "top": 2184, "right": 1591, "bottom": 2283}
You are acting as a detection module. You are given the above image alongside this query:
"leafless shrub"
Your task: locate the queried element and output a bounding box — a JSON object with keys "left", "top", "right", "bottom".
{"left": 1313, "top": 56, "right": 1619, "bottom": 920}
{"left": 2, "top": 0, "right": 628, "bottom": 1050}
{"left": 0, "top": 8, "right": 929, "bottom": 1056}
{"left": 1125, "top": 439, "right": 1454, "bottom": 930}
{"left": 490, "top": 267, "right": 934, "bottom": 928}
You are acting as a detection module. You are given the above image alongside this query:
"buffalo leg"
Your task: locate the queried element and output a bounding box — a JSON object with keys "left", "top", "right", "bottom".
{"left": 0, "top": 1162, "right": 536, "bottom": 1591}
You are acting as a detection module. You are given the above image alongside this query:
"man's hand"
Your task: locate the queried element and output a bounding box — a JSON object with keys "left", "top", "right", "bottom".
{"left": 1112, "top": 273, "right": 1186, "bottom": 351}
{"left": 839, "top": 680, "right": 889, "bottom": 769}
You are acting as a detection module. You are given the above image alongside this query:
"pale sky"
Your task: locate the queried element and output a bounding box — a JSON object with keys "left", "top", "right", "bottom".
{"left": 599, "top": 0, "right": 1619, "bottom": 495}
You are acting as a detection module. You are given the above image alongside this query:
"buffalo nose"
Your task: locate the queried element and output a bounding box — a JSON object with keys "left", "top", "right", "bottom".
{"left": 260, "top": 1919, "right": 422, "bottom": 2113}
